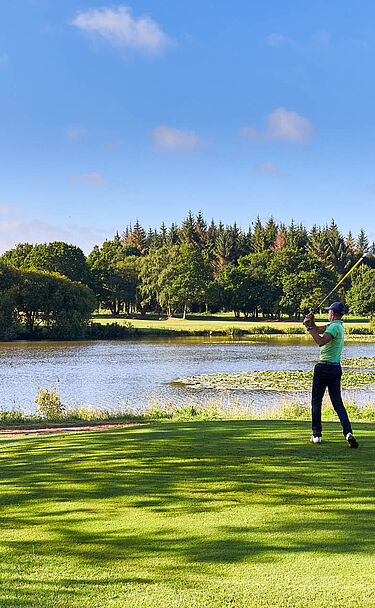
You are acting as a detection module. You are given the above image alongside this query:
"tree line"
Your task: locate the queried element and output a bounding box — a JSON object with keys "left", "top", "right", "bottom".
{"left": 1, "top": 213, "right": 375, "bottom": 337}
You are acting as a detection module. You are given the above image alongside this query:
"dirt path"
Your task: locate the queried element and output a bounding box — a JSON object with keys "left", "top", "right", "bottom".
{"left": 0, "top": 420, "right": 146, "bottom": 437}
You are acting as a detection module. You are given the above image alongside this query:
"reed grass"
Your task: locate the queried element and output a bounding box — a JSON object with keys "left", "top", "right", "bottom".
{"left": 1, "top": 393, "right": 375, "bottom": 426}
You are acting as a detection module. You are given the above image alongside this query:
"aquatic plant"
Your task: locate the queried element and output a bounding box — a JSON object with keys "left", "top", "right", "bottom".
{"left": 173, "top": 369, "right": 375, "bottom": 391}
{"left": 341, "top": 356, "right": 375, "bottom": 368}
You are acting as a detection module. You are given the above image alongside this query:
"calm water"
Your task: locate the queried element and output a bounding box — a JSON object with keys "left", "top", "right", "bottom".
{"left": 0, "top": 337, "right": 374, "bottom": 413}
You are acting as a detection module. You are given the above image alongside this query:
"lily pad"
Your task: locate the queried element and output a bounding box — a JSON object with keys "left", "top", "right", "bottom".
{"left": 174, "top": 369, "right": 375, "bottom": 391}
{"left": 341, "top": 357, "right": 375, "bottom": 368}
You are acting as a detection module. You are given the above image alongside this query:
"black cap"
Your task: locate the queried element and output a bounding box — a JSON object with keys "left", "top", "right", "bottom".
{"left": 324, "top": 301, "right": 346, "bottom": 316}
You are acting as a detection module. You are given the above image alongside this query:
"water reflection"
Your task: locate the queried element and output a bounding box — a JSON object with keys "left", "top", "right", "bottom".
{"left": 0, "top": 337, "right": 374, "bottom": 413}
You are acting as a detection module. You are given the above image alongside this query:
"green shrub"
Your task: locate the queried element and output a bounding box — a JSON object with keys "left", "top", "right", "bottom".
{"left": 225, "top": 326, "right": 243, "bottom": 337}
{"left": 85, "top": 322, "right": 136, "bottom": 339}
{"left": 34, "top": 384, "right": 66, "bottom": 419}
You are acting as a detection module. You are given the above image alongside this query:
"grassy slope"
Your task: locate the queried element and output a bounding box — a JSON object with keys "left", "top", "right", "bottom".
{"left": 1, "top": 421, "right": 375, "bottom": 608}
{"left": 92, "top": 312, "right": 371, "bottom": 332}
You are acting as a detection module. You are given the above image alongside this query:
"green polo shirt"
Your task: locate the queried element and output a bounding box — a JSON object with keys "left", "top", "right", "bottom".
{"left": 320, "top": 320, "right": 345, "bottom": 363}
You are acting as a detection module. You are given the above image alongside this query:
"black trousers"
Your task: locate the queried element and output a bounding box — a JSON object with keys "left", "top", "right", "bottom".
{"left": 312, "top": 362, "right": 352, "bottom": 437}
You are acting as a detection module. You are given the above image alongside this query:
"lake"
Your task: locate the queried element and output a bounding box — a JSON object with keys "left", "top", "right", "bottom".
{"left": 0, "top": 337, "right": 374, "bottom": 414}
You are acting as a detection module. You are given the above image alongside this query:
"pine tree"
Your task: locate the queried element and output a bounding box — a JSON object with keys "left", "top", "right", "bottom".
{"left": 251, "top": 217, "right": 265, "bottom": 252}
{"left": 295, "top": 223, "right": 308, "bottom": 251}
{"left": 246, "top": 225, "right": 253, "bottom": 252}
{"left": 121, "top": 226, "right": 131, "bottom": 245}
{"left": 307, "top": 225, "right": 328, "bottom": 264}
{"left": 195, "top": 210, "right": 207, "bottom": 244}
{"left": 167, "top": 223, "right": 179, "bottom": 246}
{"left": 237, "top": 231, "right": 249, "bottom": 257}
{"left": 130, "top": 220, "right": 147, "bottom": 254}
{"left": 346, "top": 231, "right": 354, "bottom": 251}
{"left": 271, "top": 226, "right": 286, "bottom": 251}
{"left": 180, "top": 211, "right": 197, "bottom": 244}
{"left": 206, "top": 219, "right": 217, "bottom": 244}
{"left": 356, "top": 229, "right": 369, "bottom": 255}
{"left": 264, "top": 217, "right": 278, "bottom": 250}
{"left": 147, "top": 227, "right": 156, "bottom": 248}
{"left": 160, "top": 222, "right": 167, "bottom": 244}
{"left": 285, "top": 220, "right": 297, "bottom": 249}
{"left": 214, "top": 231, "right": 232, "bottom": 268}
{"left": 228, "top": 222, "right": 241, "bottom": 262}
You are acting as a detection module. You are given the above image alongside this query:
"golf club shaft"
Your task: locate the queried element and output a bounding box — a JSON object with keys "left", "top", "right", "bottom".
{"left": 313, "top": 254, "right": 365, "bottom": 313}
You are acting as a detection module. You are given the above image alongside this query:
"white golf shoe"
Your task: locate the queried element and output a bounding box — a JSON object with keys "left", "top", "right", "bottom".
{"left": 310, "top": 435, "right": 322, "bottom": 444}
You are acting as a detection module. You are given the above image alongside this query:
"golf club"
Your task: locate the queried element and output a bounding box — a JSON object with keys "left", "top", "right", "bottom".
{"left": 313, "top": 251, "right": 375, "bottom": 314}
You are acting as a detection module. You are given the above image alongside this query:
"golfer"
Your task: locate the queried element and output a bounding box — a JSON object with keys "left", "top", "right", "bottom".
{"left": 303, "top": 302, "right": 359, "bottom": 448}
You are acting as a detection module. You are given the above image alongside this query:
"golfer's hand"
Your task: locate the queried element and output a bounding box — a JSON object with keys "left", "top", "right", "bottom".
{"left": 303, "top": 312, "right": 314, "bottom": 328}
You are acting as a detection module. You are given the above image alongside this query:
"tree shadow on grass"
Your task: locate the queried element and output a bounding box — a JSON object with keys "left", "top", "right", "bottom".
{"left": 0, "top": 420, "right": 374, "bottom": 605}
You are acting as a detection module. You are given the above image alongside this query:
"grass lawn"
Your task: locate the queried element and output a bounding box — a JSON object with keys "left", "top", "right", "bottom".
{"left": 91, "top": 312, "right": 372, "bottom": 333}
{"left": 1, "top": 421, "right": 375, "bottom": 607}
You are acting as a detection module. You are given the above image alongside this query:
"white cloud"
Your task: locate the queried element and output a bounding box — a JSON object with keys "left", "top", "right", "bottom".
{"left": 71, "top": 6, "right": 171, "bottom": 54}
{"left": 266, "top": 108, "right": 315, "bottom": 142}
{"left": 68, "top": 172, "right": 105, "bottom": 186}
{"left": 255, "top": 162, "right": 280, "bottom": 176}
{"left": 240, "top": 107, "right": 316, "bottom": 143}
{"left": 265, "top": 33, "right": 290, "bottom": 48}
{"left": 153, "top": 126, "right": 201, "bottom": 151}
{"left": 66, "top": 125, "right": 88, "bottom": 141}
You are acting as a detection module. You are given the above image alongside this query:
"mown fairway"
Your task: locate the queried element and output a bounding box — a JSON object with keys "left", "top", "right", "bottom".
{"left": 91, "top": 311, "right": 373, "bottom": 333}
{"left": 1, "top": 421, "right": 375, "bottom": 607}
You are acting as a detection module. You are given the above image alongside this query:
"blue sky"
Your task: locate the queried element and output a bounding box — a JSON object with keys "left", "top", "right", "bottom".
{"left": 1, "top": 0, "right": 375, "bottom": 253}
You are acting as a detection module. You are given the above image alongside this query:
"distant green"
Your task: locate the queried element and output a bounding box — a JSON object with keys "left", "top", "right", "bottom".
{"left": 1, "top": 421, "right": 375, "bottom": 608}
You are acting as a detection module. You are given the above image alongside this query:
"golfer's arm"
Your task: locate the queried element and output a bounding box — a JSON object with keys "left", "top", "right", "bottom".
{"left": 308, "top": 329, "right": 332, "bottom": 347}
{"left": 313, "top": 324, "right": 327, "bottom": 334}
